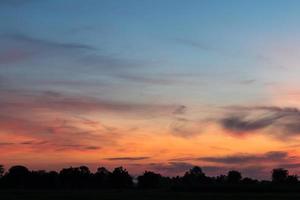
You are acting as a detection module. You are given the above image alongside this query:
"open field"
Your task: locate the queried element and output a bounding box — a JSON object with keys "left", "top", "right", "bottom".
{"left": 1, "top": 190, "right": 300, "bottom": 200}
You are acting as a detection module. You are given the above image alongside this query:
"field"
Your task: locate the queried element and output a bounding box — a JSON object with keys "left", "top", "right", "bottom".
{"left": 1, "top": 190, "right": 300, "bottom": 200}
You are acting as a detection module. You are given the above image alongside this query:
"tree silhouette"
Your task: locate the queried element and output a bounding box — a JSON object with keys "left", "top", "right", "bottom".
{"left": 93, "top": 167, "right": 111, "bottom": 188}
{"left": 5, "top": 165, "right": 30, "bottom": 188}
{"left": 0, "top": 165, "right": 4, "bottom": 177}
{"left": 241, "top": 177, "right": 258, "bottom": 185}
{"left": 286, "top": 175, "right": 298, "bottom": 184}
{"left": 0, "top": 164, "right": 299, "bottom": 191}
{"left": 185, "top": 166, "right": 205, "bottom": 177}
{"left": 272, "top": 168, "right": 288, "bottom": 183}
{"left": 30, "top": 170, "right": 59, "bottom": 189}
{"left": 59, "top": 166, "right": 91, "bottom": 189}
{"left": 138, "top": 171, "right": 162, "bottom": 189}
{"left": 182, "top": 166, "right": 210, "bottom": 187}
{"left": 227, "top": 170, "right": 242, "bottom": 184}
{"left": 215, "top": 174, "right": 227, "bottom": 184}
{"left": 110, "top": 167, "right": 133, "bottom": 188}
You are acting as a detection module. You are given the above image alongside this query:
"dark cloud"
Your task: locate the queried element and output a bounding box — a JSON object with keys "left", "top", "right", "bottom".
{"left": 19, "top": 140, "right": 48, "bottom": 145}
{"left": 220, "top": 115, "right": 279, "bottom": 132}
{"left": 105, "top": 157, "right": 150, "bottom": 161}
{"left": 219, "top": 106, "right": 300, "bottom": 138}
{"left": 199, "top": 151, "right": 289, "bottom": 164}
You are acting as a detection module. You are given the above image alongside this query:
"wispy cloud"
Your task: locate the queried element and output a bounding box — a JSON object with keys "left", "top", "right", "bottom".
{"left": 105, "top": 156, "right": 150, "bottom": 161}
{"left": 0, "top": 32, "right": 95, "bottom": 64}
{"left": 4, "top": 33, "right": 96, "bottom": 50}
{"left": 174, "top": 38, "right": 215, "bottom": 51}
{"left": 0, "top": 32, "right": 147, "bottom": 74}
{"left": 169, "top": 117, "right": 202, "bottom": 138}
{"left": 0, "top": 89, "right": 184, "bottom": 117}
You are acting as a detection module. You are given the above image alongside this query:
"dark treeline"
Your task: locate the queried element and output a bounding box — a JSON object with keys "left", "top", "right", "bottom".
{"left": 0, "top": 164, "right": 299, "bottom": 192}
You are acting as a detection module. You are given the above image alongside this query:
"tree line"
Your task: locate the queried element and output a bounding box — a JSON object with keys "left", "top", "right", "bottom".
{"left": 0, "top": 164, "right": 299, "bottom": 192}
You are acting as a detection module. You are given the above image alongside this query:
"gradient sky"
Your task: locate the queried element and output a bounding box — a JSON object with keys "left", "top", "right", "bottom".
{"left": 2, "top": 0, "right": 300, "bottom": 179}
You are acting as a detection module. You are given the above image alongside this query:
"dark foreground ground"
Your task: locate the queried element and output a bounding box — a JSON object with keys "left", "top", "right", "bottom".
{"left": 2, "top": 190, "right": 300, "bottom": 200}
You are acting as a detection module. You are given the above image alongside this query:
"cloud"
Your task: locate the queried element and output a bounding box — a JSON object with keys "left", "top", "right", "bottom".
{"left": 220, "top": 115, "right": 279, "bottom": 132}
{"left": 219, "top": 106, "right": 300, "bottom": 138}
{"left": 174, "top": 38, "right": 215, "bottom": 51}
{"left": 105, "top": 157, "right": 150, "bottom": 161}
{"left": 0, "top": 33, "right": 97, "bottom": 64}
{"left": 173, "top": 105, "right": 187, "bottom": 115}
{"left": 148, "top": 162, "right": 195, "bottom": 175}
{"left": 0, "top": 86, "right": 185, "bottom": 155}
{"left": 0, "top": 113, "right": 119, "bottom": 153}
{"left": 239, "top": 79, "right": 256, "bottom": 85}
{"left": 169, "top": 117, "right": 202, "bottom": 138}
{"left": 0, "top": 89, "right": 183, "bottom": 117}
{"left": 115, "top": 74, "right": 176, "bottom": 85}
{"left": 0, "top": 33, "right": 145, "bottom": 73}
{"left": 198, "top": 151, "right": 289, "bottom": 164}
{"left": 19, "top": 140, "right": 48, "bottom": 145}
{"left": 55, "top": 144, "right": 101, "bottom": 151}
{"left": 0, "top": 33, "right": 90, "bottom": 64}
{"left": 0, "top": 142, "right": 14, "bottom": 146}
{"left": 4, "top": 33, "right": 95, "bottom": 50}
{"left": 280, "top": 163, "right": 300, "bottom": 169}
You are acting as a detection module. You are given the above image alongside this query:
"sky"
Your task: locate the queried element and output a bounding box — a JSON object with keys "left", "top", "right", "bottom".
{"left": 1, "top": 0, "right": 300, "bottom": 179}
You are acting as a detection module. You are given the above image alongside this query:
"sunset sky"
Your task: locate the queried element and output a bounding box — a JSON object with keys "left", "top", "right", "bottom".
{"left": 2, "top": 0, "right": 300, "bottom": 179}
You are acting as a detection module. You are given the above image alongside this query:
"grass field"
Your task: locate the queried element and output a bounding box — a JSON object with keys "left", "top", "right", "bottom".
{"left": 1, "top": 190, "right": 300, "bottom": 200}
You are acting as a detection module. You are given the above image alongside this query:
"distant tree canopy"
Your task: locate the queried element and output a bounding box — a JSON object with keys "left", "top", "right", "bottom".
{"left": 0, "top": 164, "right": 299, "bottom": 192}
